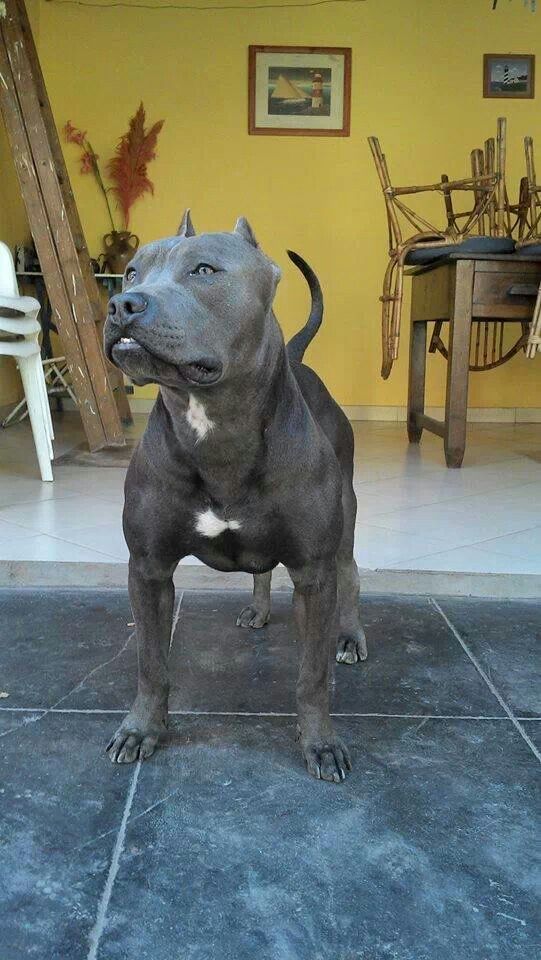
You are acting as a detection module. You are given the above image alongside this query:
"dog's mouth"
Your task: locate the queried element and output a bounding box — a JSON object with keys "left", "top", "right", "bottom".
{"left": 177, "top": 357, "right": 222, "bottom": 386}
{"left": 110, "top": 337, "right": 222, "bottom": 386}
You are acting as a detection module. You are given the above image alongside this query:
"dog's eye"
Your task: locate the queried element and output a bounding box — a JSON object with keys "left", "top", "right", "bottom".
{"left": 125, "top": 268, "right": 136, "bottom": 282}
{"left": 191, "top": 263, "right": 216, "bottom": 276}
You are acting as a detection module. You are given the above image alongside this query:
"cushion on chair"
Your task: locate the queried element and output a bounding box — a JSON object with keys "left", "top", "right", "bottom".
{"left": 516, "top": 243, "right": 541, "bottom": 257}
{"left": 405, "top": 236, "right": 516, "bottom": 266}
{"left": 405, "top": 244, "right": 462, "bottom": 265}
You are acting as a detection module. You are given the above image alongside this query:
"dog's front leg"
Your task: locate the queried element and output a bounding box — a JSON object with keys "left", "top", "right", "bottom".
{"left": 107, "top": 559, "right": 175, "bottom": 764}
{"left": 289, "top": 561, "right": 351, "bottom": 783}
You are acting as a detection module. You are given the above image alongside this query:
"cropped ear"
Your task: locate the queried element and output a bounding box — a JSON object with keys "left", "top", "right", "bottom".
{"left": 234, "top": 216, "right": 258, "bottom": 248}
{"left": 177, "top": 209, "right": 196, "bottom": 237}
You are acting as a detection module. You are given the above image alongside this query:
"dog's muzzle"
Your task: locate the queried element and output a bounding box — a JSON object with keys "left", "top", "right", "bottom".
{"left": 105, "top": 292, "right": 223, "bottom": 386}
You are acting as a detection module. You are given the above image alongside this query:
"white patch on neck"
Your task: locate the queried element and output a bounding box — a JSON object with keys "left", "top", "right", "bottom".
{"left": 195, "top": 509, "right": 241, "bottom": 538}
{"left": 186, "top": 393, "right": 215, "bottom": 441}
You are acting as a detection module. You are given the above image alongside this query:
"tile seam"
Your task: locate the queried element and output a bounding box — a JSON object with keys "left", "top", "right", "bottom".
{"left": 430, "top": 598, "right": 541, "bottom": 765}
{"left": 86, "top": 761, "right": 141, "bottom": 960}
{"left": 0, "top": 706, "right": 531, "bottom": 720}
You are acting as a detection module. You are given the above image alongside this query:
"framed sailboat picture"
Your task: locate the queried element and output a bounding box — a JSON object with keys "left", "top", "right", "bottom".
{"left": 248, "top": 46, "right": 351, "bottom": 136}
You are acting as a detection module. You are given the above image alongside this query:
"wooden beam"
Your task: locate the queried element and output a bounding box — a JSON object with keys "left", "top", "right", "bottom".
{"left": 12, "top": 0, "right": 132, "bottom": 426}
{"left": 0, "top": 0, "right": 127, "bottom": 449}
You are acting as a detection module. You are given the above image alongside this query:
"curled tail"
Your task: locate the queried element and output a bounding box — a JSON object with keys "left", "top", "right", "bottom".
{"left": 286, "top": 250, "right": 323, "bottom": 364}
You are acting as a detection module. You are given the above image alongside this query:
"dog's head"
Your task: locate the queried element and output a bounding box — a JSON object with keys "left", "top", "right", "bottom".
{"left": 104, "top": 212, "right": 281, "bottom": 389}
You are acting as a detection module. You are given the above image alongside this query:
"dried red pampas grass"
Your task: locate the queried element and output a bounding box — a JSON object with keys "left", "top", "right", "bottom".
{"left": 107, "top": 103, "right": 164, "bottom": 229}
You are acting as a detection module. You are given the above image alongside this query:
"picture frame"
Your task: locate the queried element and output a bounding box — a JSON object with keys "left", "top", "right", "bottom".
{"left": 483, "top": 54, "right": 535, "bottom": 99}
{"left": 248, "top": 45, "right": 351, "bottom": 136}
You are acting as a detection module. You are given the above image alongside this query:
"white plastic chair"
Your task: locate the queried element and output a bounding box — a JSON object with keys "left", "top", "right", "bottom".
{"left": 0, "top": 241, "right": 54, "bottom": 481}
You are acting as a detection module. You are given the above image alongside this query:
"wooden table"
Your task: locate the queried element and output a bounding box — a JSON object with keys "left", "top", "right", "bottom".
{"left": 407, "top": 253, "right": 541, "bottom": 468}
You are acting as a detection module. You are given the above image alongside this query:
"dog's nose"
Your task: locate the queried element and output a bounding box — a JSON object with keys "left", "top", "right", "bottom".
{"left": 107, "top": 292, "right": 148, "bottom": 325}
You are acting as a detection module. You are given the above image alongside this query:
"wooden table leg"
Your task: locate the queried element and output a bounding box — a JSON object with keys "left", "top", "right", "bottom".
{"left": 407, "top": 320, "right": 427, "bottom": 442}
{"left": 444, "top": 261, "right": 474, "bottom": 468}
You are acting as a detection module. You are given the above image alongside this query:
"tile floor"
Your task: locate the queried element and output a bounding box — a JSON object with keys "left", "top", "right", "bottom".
{"left": 0, "top": 412, "right": 540, "bottom": 573}
{"left": 0, "top": 588, "right": 539, "bottom": 959}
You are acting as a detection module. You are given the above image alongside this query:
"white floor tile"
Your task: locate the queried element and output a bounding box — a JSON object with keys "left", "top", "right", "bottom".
{"left": 474, "top": 526, "right": 541, "bottom": 563}
{"left": 56, "top": 466, "right": 127, "bottom": 502}
{"left": 58, "top": 521, "right": 129, "bottom": 561}
{"left": 388, "top": 545, "right": 541, "bottom": 575}
{"left": 0, "top": 534, "right": 121, "bottom": 563}
{"left": 0, "top": 475, "right": 78, "bottom": 508}
{"left": 0, "top": 413, "right": 540, "bottom": 573}
{"left": 0, "top": 496, "right": 123, "bottom": 536}
{"left": 0, "top": 518, "right": 44, "bottom": 542}
{"left": 353, "top": 524, "right": 450, "bottom": 570}
{"left": 369, "top": 492, "right": 541, "bottom": 548}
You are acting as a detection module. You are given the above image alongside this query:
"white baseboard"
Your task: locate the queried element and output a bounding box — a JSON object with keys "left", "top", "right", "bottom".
{"left": 516, "top": 407, "right": 541, "bottom": 423}
{"left": 338, "top": 405, "right": 541, "bottom": 424}
{"left": 62, "top": 397, "right": 541, "bottom": 424}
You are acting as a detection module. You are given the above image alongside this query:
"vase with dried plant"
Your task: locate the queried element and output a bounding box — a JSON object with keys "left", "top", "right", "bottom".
{"left": 64, "top": 103, "right": 164, "bottom": 274}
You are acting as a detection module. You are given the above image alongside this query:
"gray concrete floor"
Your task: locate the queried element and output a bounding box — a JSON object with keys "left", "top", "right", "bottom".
{"left": 1, "top": 587, "right": 539, "bottom": 960}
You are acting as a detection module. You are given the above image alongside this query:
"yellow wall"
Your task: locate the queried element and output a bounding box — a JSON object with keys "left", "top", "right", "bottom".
{"left": 0, "top": 0, "right": 40, "bottom": 406}
{"left": 0, "top": 120, "right": 23, "bottom": 405}
{"left": 0, "top": 0, "right": 39, "bottom": 245}
{"left": 3, "top": 0, "right": 541, "bottom": 409}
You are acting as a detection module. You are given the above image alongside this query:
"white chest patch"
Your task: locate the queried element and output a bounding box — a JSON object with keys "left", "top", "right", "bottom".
{"left": 195, "top": 509, "right": 242, "bottom": 539}
{"left": 186, "top": 393, "right": 214, "bottom": 441}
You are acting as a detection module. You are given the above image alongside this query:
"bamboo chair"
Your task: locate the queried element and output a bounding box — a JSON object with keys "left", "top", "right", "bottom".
{"left": 513, "top": 137, "right": 541, "bottom": 357}
{"left": 516, "top": 137, "right": 541, "bottom": 249}
{"left": 508, "top": 176, "right": 530, "bottom": 242}
{"left": 426, "top": 137, "right": 529, "bottom": 373}
{"left": 369, "top": 118, "right": 514, "bottom": 378}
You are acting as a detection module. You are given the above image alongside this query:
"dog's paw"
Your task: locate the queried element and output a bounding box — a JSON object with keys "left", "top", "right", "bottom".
{"left": 336, "top": 630, "right": 368, "bottom": 665}
{"left": 236, "top": 604, "right": 270, "bottom": 629}
{"left": 106, "top": 718, "right": 166, "bottom": 764}
{"left": 301, "top": 736, "right": 352, "bottom": 783}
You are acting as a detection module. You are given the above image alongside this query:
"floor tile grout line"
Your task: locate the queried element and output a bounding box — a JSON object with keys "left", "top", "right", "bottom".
{"left": 1, "top": 705, "right": 537, "bottom": 720}
{"left": 0, "top": 526, "right": 125, "bottom": 562}
{"left": 86, "top": 760, "right": 142, "bottom": 960}
{"left": 430, "top": 598, "right": 541, "bottom": 765}
{"left": 357, "top": 484, "right": 541, "bottom": 526}
{"left": 0, "top": 509, "right": 125, "bottom": 538}
{"left": 31, "top": 529, "right": 125, "bottom": 563}
{"left": 168, "top": 591, "right": 184, "bottom": 655}
{"left": 352, "top": 478, "right": 541, "bottom": 532}
{"left": 380, "top": 539, "right": 541, "bottom": 571}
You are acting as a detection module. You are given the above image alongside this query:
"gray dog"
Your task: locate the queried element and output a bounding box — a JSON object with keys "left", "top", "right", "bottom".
{"left": 103, "top": 212, "right": 367, "bottom": 783}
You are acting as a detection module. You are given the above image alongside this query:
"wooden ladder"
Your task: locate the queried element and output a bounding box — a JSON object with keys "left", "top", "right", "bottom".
{"left": 0, "top": 0, "right": 130, "bottom": 451}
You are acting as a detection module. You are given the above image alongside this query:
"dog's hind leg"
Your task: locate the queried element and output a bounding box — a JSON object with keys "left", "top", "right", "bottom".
{"left": 236, "top": 571, "right": 272, "bottom": 628}
{"left": 335, "top": 479, "right": 368, "bottom": 665}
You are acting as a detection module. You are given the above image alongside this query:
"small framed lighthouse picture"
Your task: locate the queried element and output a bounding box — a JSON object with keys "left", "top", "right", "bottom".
{"left": 483, "top": 54, "right": 535, "bottom": 99}
{"left": 248, "top": 46, "right": 351, "bottom": 136}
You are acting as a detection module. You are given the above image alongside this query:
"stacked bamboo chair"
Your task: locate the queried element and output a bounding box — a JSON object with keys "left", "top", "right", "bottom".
{"left": 512, "top": 137, "right": 541, "bottom": 358}
{"left": 369, "top": 118, "right": 521, "bottom": 379}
